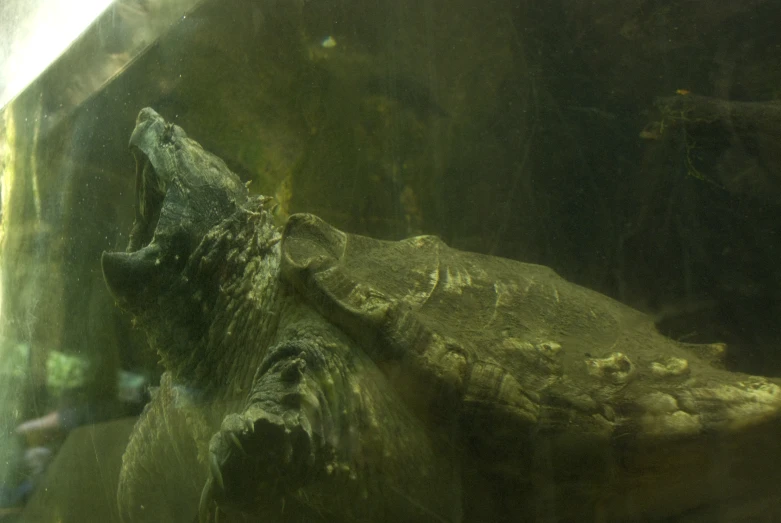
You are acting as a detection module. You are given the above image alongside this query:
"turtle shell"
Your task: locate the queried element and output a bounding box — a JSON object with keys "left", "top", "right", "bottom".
{"left": 279, "top": 213, "right": 781, "bottom": 521}
{"left": 279, "top": 213, "right": 712, "bottom": 456}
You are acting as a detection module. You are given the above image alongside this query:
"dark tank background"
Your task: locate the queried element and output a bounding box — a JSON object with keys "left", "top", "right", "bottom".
{"left": 1, "top": 0, "right": 781, "bottom": 521}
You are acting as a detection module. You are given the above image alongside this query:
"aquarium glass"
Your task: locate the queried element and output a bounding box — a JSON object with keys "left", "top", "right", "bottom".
{"left": 2, "top": 0, "right": 781, "bottom": 522}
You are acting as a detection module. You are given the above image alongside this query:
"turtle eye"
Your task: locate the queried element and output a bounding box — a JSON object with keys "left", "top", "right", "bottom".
{"left": 161, "top": 123, "right": 175, "bottom": 146}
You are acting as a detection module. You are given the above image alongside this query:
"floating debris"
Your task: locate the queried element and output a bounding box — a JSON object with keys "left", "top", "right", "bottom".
{"left": 321, "top": 36, "right": 337, "bottom": 48}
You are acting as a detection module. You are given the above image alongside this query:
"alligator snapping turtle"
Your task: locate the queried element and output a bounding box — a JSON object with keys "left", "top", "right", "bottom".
{"left": 102, "top": 108, "right": 781, "bottom": 523}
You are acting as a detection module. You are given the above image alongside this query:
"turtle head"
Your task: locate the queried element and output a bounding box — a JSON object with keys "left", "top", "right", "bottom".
{"left": 102, "top": 108, "right": 248, "bottom": 312}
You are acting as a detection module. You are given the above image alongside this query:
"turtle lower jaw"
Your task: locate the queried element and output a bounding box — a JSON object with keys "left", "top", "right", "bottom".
{"left": 102, "top": 243, "right": 163, "bottom": 310}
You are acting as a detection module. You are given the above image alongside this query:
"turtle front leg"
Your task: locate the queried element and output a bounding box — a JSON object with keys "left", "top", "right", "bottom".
{"left": 199, "top": 314, "right": 462, "bottom": 523}
{"left": 199, "top": 344, "right": 325, "bottom": 521}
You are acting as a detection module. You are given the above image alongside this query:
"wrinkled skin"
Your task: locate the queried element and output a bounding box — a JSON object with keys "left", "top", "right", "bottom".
{"left": 103, "top": 108, "right": 781, "bottom": 523}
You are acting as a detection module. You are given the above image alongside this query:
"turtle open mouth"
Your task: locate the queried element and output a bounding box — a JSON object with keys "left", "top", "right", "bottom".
{"left": 127, "top": 148, "right": 167, "bottom": 253}
{"left": 101, "top": 146, "right": 168, "bottom": 308}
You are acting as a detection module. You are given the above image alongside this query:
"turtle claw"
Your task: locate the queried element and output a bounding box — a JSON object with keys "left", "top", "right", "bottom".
{"left": 200, "top": 451, "right": 227, "bottom": 523}
{"left": 229, "top": 432, "right": 246, "bottom": 456}
{"left": 198, "top": 476, "right": 217, "bottom": 523}
{"left": 209, "top": 452, "right": 225, "bottom": 491}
